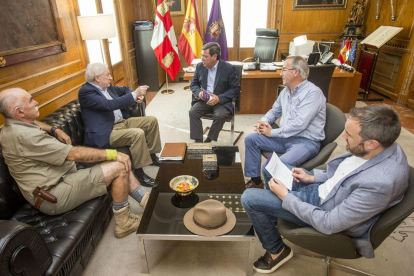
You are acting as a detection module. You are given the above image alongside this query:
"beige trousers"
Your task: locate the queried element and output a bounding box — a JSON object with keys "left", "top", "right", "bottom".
{"left": 109, "top": 116, "right": 161, "bottom": 169}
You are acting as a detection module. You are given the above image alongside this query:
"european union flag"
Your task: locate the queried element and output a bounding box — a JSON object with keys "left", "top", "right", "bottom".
{"left": 349, "top": 39, "right": 358, "bottom": 65}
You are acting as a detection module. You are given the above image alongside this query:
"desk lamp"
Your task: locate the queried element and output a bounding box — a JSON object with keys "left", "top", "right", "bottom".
{"left": 77, "top": 14, "right": 116, "bottom": 80}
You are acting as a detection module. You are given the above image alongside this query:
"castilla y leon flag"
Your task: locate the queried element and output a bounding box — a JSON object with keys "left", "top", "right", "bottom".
{"left": 151, "top": 0, "right": 181, "bottom": 80}
{"left": 204, "top": 0, "right": 228, "bottom": 61}
{"left": 178, "top": 0, "right": 203, "bottom": 65}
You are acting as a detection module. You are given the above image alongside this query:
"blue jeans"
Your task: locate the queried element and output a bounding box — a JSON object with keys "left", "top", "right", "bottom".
{"left": 244, "top": 133, "right": 320, "bottom": 177}
{"left": 241, "top": 178, "right": 320, "bottom": 254}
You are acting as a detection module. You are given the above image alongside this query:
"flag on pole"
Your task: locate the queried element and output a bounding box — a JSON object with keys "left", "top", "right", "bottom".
{"left": 178, "top": 0, "right": 203, "bottom": 65}
{"left": 151, "top": 0, "right": 180, "bottom": 80}
{"left": 349, "top": 39, "right": 358, "bottom": 65}
{"left": 345, "top": 39, "right": 352, "bottom": 62}
{"left": 204, "top": 0, "right": 228, "bottom": 60}
{"left": 338, "top": 39, "right": 348, "bottom": 64}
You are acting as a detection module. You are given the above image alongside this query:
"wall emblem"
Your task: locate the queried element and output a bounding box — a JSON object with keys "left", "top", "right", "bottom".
{"left": 207, "top": 19, "right": 224, "bottom": 40}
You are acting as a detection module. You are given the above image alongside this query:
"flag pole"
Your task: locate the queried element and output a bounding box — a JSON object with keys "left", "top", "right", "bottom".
{"left": 161, "top": 72, "right": 174, "bottom": 94}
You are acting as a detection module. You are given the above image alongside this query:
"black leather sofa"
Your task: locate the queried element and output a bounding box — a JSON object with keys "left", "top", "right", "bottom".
{"left": 0, "top": 100, "right": 145, "bottom": 276}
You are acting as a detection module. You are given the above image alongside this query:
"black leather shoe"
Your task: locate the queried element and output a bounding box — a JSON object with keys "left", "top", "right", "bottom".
{"left": 253, "top": 246, "right": 293, "bottom": 273}
{"left": 137, "top": 173, "right": 158, "bottom": 187}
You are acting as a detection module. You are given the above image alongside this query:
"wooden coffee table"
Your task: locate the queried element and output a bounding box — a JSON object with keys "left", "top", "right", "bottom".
{"left": 137, "top": 146, "right": 255, "bottom": 275}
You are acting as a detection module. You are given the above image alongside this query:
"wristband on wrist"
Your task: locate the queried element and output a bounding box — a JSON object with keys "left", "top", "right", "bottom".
{"left": 106, "top": 149, "right": 117, "bottom": 161}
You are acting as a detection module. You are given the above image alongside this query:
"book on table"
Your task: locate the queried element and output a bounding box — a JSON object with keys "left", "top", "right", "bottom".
{"left": 159, "top": 142, "right": 187, "bottom": 161}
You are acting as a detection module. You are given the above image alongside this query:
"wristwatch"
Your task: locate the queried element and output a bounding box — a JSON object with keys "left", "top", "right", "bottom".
{"left": 50, "top": 126, "right": 58, "bottom": 137}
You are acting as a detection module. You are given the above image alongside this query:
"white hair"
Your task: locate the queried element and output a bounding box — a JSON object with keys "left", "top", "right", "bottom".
{"left": 85, "top": 63, "right": 108, "bottom": 82}
{"left": 0, "top": 89, "right": 24, "bottom": 119}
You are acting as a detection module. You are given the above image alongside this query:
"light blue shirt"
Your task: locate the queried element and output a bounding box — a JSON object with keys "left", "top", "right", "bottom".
{"left": 261, "top": 80, "right": 326, "bottom": 141}
{"left": 206, "top": 61, "right": 219, "bottom": 93}
{"left": 88, "top": 82, "right": 137, "bottom": 124}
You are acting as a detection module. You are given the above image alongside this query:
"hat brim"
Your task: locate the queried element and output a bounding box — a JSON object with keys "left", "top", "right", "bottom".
{"left": 183, "top": 207, "right": 236, "bottom": 237}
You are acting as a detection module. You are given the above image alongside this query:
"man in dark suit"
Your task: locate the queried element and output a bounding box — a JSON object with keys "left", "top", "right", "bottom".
{"left": 78, "top": 63, "right": 161, "bottom": 187}
{"left": 189, "top": 42, "right": 240, "bottom": 142}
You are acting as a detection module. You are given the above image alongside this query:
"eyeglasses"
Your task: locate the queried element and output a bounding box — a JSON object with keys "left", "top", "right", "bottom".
{"left": 281, "top": 68, "right": 297, "bottom": 72}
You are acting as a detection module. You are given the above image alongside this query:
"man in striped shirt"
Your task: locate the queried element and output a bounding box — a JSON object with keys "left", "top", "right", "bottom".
{"left": 244, "top": 56, "right": 326, "bottom": 189}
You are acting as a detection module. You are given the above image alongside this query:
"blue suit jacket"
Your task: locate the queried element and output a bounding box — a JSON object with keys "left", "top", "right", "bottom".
{"left": 190, "top": 60, "right": 240, "bottom": 112}
{"left": 78, "top": 82, "right": 135, "bottom": 148}
{"left": 283, "top": 143, "right": 409, "bottom": 258}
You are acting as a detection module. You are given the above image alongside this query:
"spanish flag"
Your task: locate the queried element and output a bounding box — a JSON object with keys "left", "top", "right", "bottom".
{"left": 178, "top": 0, "right": 203, "bottom": 65}
{"left": 338, "top": 39, "right": 349, "bottom": 64}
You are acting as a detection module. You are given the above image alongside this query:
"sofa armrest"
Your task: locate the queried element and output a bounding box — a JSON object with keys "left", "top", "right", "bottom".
{"left": 0, "top": 220, "right": 52, "bottom": 276}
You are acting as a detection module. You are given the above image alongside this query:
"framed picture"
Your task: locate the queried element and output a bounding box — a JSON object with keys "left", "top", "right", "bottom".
{"left": 0, "top": 0, "right": 66, "bottom": 68}
{"left": 154, "top": 0, "right": 185, "bottom": 16}
{"left": 293, "top": 0, "right": 348, "bottom": 10}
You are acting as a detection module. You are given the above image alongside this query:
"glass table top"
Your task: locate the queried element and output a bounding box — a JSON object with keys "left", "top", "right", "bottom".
{"left": 137, "top": 146, "right": 253, "bottom": 236}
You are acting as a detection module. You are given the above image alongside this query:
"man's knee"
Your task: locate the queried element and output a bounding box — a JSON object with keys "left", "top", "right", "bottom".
{"left": 147, "top": 116, "right": 158, "bottom": 126}
{"left": 241, "top": 189, "right": 256, "bottom": 210}
{"left": 101, "top": 162, "right": 128, "bottom": 183}
{"left": 244, "top": 133, "right": 257, "bottom": 146}
{"left": 129, "top": 128, "right": 145, "bottom": 141}
{"left": 189, "top": 107, "right": 199, "bottom": 119}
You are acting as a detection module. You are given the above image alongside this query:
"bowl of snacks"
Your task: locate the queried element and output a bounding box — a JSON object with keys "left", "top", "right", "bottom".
{"left": 170, "top": 175, "right": 199, "bottom": 196}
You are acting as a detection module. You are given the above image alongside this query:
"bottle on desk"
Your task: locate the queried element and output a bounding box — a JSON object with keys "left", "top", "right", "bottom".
{"left": 256, "top": 57, "right": 260, "bottom": 70}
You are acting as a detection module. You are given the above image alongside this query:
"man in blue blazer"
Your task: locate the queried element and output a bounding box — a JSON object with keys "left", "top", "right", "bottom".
{"left": 242, "top": 104, "right": 409, "bottom": 274}
{"left": 78, "top": 63, "right": 161, "bottom": 187}
{"left": 189, "top": 42, "right": 240, "bottom": 142}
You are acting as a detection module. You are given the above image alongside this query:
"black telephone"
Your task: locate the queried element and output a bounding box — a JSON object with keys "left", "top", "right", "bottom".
{"left": 319, "top": 52, "right": 334, "bottom": 64}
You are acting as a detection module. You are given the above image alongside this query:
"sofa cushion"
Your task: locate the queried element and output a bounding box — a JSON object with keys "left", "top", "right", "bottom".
{"left": 9, "top": 193, "right": 112, "bottom": 276}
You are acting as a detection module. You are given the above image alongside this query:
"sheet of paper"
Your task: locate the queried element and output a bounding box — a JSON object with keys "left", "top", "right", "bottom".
{"left": 265, "top": 152, "right": 293, "bottom": 190}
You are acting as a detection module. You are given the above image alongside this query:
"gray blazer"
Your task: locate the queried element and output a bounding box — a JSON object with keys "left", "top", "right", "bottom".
{"left": 283, "top": 143, "right": 409, "bottom": 258}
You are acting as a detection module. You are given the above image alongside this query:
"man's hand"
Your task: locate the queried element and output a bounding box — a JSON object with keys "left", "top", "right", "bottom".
{"left": 116, "top": 152, "right": 131, "bottom": 173}
{"left": 198, "top": 91, "right": 204, "bottom": 99}
{"left": 292, "top": 168, "right": 315, "bottom": 184}
{"left": 269, "top": 178, "right": 289, "bottom": 200}
{"left": 134, "top": 85, "right": 149, "bottom": 98}
{"left": 207, "top": 94, "right": 220, "bottom": 106}
{"left": 254, "top": 120, "right": 265, "bottom": 134}
{"left": 257, "top": 121, "right": 272, "bottom": 137}
{"left": 136, "top": 95, "right": 144, "bottom": 104}
{"left": 55, "top": 129, "right": 72, "bottom": 145}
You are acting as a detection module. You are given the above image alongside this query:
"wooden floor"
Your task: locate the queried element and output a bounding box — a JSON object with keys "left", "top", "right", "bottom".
{"left": 361, "top": 91, "right": 414, "bottom": 135}
{"left": 145, "top": 90, "right": 414, "bottom": 135}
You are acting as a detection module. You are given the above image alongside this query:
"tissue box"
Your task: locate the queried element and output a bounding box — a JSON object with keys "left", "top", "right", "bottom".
{"left": 203, "top": 154, "right": 217, "bottom": 170}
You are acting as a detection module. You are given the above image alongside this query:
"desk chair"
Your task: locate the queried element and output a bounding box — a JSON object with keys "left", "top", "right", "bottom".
{"left": 191, "top": 64, "right": 244, "bottom": 145}
{"left": 278, "top": 166, "right": 414, "bottom": 276}
{"left": 243, "top": 28, "right": 279, "bottom": 63}
{"left": 261, "top": 103, "right": 346, "bottom": 171}
{"left": 277, "top": 64, "right": 336, "bottom": 101}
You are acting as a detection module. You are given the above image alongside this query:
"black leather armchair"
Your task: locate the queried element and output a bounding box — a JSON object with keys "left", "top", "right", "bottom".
{"left": 0, "top": 100, "right": 146, "bottom": 276}
{"left": 243, "top": 28, "right": 279, "bottom": 63}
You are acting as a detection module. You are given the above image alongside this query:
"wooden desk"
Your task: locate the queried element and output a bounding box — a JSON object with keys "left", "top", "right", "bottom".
{"left": 184, "top": 68, "right": 362, "bottom": 114}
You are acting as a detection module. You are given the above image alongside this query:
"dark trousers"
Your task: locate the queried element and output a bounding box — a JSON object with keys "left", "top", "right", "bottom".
{"left": 189, "top": 101, "right": 232, "bottom": 141}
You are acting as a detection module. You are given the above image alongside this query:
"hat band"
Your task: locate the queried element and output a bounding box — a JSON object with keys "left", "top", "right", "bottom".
{"left": 193, "top": 217, "right": 227, "bottom": 230}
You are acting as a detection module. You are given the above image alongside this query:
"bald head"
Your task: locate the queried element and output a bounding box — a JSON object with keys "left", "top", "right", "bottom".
{"left": 0, "top": 88, "right": 39, "bottom": 122}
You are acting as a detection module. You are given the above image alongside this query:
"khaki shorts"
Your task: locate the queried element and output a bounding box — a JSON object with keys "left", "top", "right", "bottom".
{"left": 40, "top": 165, "right": 107, "bottom": 215}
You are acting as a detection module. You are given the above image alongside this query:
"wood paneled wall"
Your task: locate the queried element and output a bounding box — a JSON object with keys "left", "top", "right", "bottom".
{"left": 1, "top": 0, "right": 413, "bottom": 123}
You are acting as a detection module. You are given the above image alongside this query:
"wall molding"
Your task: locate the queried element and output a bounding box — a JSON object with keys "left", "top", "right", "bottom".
{"left": 0, "top": 60, "right": 82, "bottom": 89}
{"left": 30, "top": 69, "right": 85, "bottom": 97}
